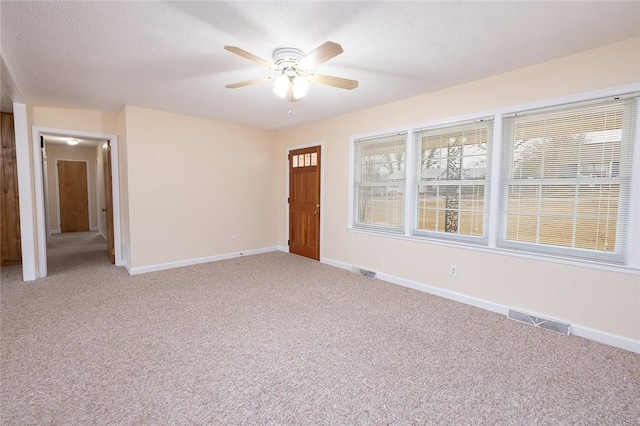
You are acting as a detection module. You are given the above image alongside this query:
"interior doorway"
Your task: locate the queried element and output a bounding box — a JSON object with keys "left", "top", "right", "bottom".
{"left": 32, "top": 127, "right": 122, "bottom": 278}
{"left": 43, "top": 137, "right": 109, "bottom": 275}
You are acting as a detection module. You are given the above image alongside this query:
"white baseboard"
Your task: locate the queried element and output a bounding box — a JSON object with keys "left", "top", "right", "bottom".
{"left": 376, "top": 271, "right": 508, "bottom": 316}
{"left": 122, "top": 258, "right": 132, "bottom": 275}
{"left": 321, "top": 257, "right": 350, "bottom": 270}
{"left": 572, "top": 324, "right": 640, "bottom": 354}
{"left": 321, "top": 256, "right": 640, "bottom": 355}
{"left": 51, "top": 229, "right": 100, "bottom": 234}
{"left": 127, "top": 246, "right": 282, "bottom": 275}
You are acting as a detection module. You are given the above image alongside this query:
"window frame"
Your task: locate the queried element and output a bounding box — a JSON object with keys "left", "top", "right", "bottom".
{"left": 498, "top": 97, "right": 636, "bottom": 265}
{"left": 351, "top": 131, "right": 409, "bottom": 234}
{"left": 412, "top": 118, "right": 494, "bottom": 245}
{"left": 347, "top": 84, "right": 640, "bottom": 274}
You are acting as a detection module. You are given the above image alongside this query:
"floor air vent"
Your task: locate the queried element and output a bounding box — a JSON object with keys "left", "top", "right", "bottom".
{"left": 508, "top": 309, "right": 570, "bottom": 335}
{"left": 351, "top": 266, "right": 377, "bottom": 279}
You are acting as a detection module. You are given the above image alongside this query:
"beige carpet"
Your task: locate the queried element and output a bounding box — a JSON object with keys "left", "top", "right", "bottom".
{"left": 1, "top": 232, "right": 639, "bottom": 424}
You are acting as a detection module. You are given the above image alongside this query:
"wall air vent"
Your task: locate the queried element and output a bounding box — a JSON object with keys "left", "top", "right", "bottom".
{"left": 351, "top": 266, "right": 377, "bottom": 279}
{"left": 508, "top": 309, "right": 571, "bottom": 335}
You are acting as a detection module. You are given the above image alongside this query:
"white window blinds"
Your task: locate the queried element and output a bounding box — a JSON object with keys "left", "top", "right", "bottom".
{"left": 354, "top": 132, "right": 407, "bottom": 231}
{"left": 414, "top": 119, "right": 493, "bottom": 243}
{"left": 499, "top": 97, "right": 637, "bottom": 264}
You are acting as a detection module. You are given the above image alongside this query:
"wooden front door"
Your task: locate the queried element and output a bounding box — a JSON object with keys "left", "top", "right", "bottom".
{"left": 102, "top": 141, "right": 115, "bottom": 264}
{"left": 58, "top": 160, "right": 89, "bottom": 233}
{"left": 0, "top": 112, "right": 22, "bottom": 266}
{"left": 289, "top": 146, "right": 321, "bottom": 260}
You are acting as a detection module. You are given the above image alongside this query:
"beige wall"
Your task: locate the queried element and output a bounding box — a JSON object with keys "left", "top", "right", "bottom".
{"left": 45, "top": 144, "right": 99, "bottom": 233}
{"left": 30, "top": 104, "right": 119, "bottom": 135}
{"left": 123, "top": 106, "right": 277, "bottom": 268}
{"left": 274, "top": 37, "right": 640, "bottom": 341}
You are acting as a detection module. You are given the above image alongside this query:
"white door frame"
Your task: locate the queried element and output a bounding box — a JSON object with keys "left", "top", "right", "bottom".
{"left": 32, "top": 126, "right": 122, "bottom": 277}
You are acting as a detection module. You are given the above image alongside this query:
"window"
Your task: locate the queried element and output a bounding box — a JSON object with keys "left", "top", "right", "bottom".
{"left": 349, "top": 89, "right": 638, "bottom": 270}
{"left": 414, "top": 119, "right": 493, "bottom": 243}
{"left": 499, "top": 97, "right": 636, "bottom": 263}
{"left": 353, "top": 132, "right": 406, "bottom": 232}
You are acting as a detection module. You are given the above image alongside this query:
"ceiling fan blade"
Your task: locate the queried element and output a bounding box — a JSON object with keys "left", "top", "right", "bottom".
{"left": 225, "top": 76, "right": 271, "bottom": 89}
{"left": 309, "top": 74, "right": 358, "bottom": 90}
{"left": 298, "top": 41, "right": 344, "bottom": 70}
{"left": 224, "top": 46, "right": 273, "bottom": 68}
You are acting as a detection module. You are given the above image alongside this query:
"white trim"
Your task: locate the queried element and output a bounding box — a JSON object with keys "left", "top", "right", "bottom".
{"left": 128, "top": 246, "right": 282, "bottom": 275}
{"left": 321, "top": 256, "right": 640, "bottom": 354}
{"left": 122, "top": 243, "right": 131, "bottom": 274}
{"left": 13, "top": 103, "right": 36, "bottom": 281}
{"left": 626, "top": 98, "right": 640, "bottom": 269}
{"left": 123, "top": 260, "right": 132, "bottom": 274}
{"left": 351, "top": 124, "right": 415, "bottom": 145}
{"left": 403, "top": 132, "right": 414, "bottom": 236}
{"left": 348, "top": 135, "right": 355, "bottom": 229}
{"left": 50, "top": 229, "right": 61, "bottom": 234}
{"left": 572, "top": 324, "right": 640, "bottom": 354}
{"left": 376, "top": 270, "right": 507, "bottom": 316}
{"left": 32, "top": 127, "right": 47, "bottom": 277}
{"left": 285, "top": 141, "right": 324, "bottom": 259}
{"left": 54, "top": 158, "right": 92, "bottom": 231}
{"left": 320, "top": 256, "right": 351, "bottom": 271}
{"left": 487, "top": 114, "right": 503, "bottom": 248}
{"left": 32, "top": 127, "right": 123, "bottom": 277}
{"left": 109, "top": 137, "right": 122, "bottom": 267}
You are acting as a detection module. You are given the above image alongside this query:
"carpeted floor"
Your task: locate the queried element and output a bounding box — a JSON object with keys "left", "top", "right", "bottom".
{"left": 1, "top": 232, "right": 639, "bottom": 424}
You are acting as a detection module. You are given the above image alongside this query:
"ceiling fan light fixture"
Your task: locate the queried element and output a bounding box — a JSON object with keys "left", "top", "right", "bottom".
{"left": 273, "top": 75, "right": 289, "bottom": 98}
{"left": 225, "top": 41, "right": 358, "bottom": 104}
{"left": 292, "top": 75, "right": 309, "bottom": 100}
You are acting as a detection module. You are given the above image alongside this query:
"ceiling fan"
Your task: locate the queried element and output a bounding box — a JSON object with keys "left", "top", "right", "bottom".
{"left": 224, "top": 41, "right": 358, "bottom": 102}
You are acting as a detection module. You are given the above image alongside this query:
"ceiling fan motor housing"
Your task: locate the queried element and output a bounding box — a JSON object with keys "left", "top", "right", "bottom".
{"left": 273, "top": 47, "right": 306, "bottom": 72}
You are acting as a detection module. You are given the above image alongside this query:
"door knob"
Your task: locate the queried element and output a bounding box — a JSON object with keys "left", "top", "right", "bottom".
{"left": 314, "top": 203, "right": 320, "bottom": 215}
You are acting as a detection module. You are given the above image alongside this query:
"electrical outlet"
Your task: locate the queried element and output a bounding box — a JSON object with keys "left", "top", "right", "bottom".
{"left": 231, "top": 236, "right": 236, "bottom": 244}
{"left": 450, "top": 264, "right": 458, "bottom": 277}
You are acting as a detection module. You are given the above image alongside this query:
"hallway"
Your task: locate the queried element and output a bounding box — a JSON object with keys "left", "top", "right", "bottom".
{"left": 46, "top": 231, "right": 110, "bottom": 275}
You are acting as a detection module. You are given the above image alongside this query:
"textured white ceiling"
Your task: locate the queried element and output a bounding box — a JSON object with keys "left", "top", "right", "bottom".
{"left": 2, "top": 1, "right": 639, "bottom": 130}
